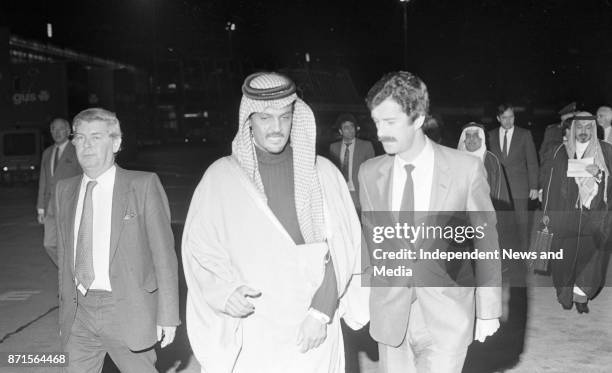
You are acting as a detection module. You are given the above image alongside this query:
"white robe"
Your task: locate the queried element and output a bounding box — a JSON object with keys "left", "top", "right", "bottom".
{"left": 182, "top": 155, "right": 369, "bottom": 373}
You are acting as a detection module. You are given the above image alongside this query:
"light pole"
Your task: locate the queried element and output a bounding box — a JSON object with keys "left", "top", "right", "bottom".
{"left": 399, "top": 0, "right": 411, "bottom": 70}
{"left": 225, "top": 21, "right": 236, "bottom": 60}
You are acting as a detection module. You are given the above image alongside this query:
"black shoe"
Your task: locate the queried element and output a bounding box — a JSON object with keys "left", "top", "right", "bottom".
{"left": 575, "top": 302, "right": 589, "bottom": 314}
{"left": 560, "top": 301, "right": 573, "bottom": 310}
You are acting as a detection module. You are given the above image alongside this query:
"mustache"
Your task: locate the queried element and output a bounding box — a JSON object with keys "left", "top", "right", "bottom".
{"left": 266, "top": 132, "right": 285, "bottom": 138}
{"left": 378, "top": 136, "right": 397, "bottom": 142}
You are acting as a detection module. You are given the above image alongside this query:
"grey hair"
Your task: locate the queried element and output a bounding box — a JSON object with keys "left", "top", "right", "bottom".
{"left": 72, "top": 108, "right": 122, "bottom": 138}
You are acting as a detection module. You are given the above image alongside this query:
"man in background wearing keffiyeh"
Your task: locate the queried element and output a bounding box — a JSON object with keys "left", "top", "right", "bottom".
{"left": 543, "top": 112, "right": 612, "bottom": 314}
{"left": 181, "top": 72, "right": 368, "bottom": 372}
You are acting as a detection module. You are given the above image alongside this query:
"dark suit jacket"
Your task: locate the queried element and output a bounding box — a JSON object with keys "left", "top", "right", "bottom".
{"left": 48, "top": 166, "right": 180, "bottom": 351}
{"left": 538, "top": 124, "right": 563, "bottom": 188}
{"left": 329, "top": 138, "right": 375, "bottom": 196}
{"left": 488, "top": 126, "right": 539, "bottom": 200}
{"left": 37, "top": 142, "right": 81, "bottom": 213}
{"left": 358, "top": 143, "right": 501, "bottom": 350}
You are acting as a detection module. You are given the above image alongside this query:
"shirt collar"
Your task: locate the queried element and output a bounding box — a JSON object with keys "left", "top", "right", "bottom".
{"left": 56, "top": 140, "right": 69, "bottom": 152}
{"left": 83, "top": 165, "right": 116, "bottom": 187}
{"left": 395, "top": 136, "right": 434, "bottom": 170}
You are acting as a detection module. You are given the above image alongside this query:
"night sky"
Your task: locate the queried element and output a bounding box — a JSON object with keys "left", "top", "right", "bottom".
{"left": 2, "top": 0, "right": 612, "bottom": 108}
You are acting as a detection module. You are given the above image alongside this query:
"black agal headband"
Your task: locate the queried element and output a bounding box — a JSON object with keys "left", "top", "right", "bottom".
{"left": 241, "top": 72, "right": 297, "bottom": 100}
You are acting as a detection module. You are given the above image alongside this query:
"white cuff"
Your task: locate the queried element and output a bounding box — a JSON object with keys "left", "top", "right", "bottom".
{"left": 37, "top": 209, "right": 44, "bottom": 215}
{"left": 308, "top": 308, "right": 330, "bottom": 324}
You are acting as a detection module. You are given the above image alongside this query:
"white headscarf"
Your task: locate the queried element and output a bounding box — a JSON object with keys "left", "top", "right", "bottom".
{"left": 232, "top": 72, "right": 325, "bottom": 243}
{"left": 565, "top": 112, "right": 609, "bottom": 207}
{"left": 457, "top": 123, "right": 487, "bottom": 161}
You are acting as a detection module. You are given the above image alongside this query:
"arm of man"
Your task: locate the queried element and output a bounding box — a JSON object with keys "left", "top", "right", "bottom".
{"left": 143, "top": 174, "right": 180, "bottom": 335}
{"left": 296, "top": 256, "right": 338, "bottom": 352}
{"left": 182, "top": 166, "right": 257, "bottom": 316}
{"left": 524, "top": 130, "right": 540, "bottom": 198}
{"left": 37, "top": 149, "right": 49, "bottom": 222}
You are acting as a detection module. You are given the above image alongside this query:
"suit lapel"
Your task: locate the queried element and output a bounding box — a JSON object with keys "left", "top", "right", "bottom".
{"left": 109, "top": 167, "right": 129, "bottom": 264}
{"left": 429, "top": 144, "right": 451, "bottom": 212}
{"left": 63, "top": 175, "right": 82, "bottom": 276}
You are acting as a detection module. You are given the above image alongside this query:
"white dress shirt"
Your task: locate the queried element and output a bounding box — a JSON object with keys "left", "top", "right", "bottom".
{"left": 73, "top": 165, "right": 116, "bottom": 293}
{"left": 341, "top": 141, "right": 356, "bottom": 191}
{"left": 498, "top": 126, "right": 515, "bottom": 154}
{"left": 392, "top": 138, "right": 435, "bottom": 211}
{"left": 51, "top": 140, "right": 69, "bottom": 176}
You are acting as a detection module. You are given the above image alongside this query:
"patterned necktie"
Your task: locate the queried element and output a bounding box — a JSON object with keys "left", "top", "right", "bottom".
{"left": 53, "top": 147, "right": 60, "bottom": 175}
{"left": 342, "top": 143, "right": 351, "bottom": 181}
{"left": 502, "top": 129, "right": 508, "bottom": 157}
{"left": 75, "top": 180, "right": 97, "bottom": 292}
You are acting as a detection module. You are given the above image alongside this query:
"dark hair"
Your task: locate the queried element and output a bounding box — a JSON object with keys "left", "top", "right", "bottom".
{"left": 335, "top": 113, "right": 358, "bottom": 130}
{"left": 423, "top": 115, "right": 442, "bottom": 143}
{"left": 365, "top": 71, "right": 429, "bottom": 121}
{"left": 497, "top": 103, "right": 514, "bottom": 116}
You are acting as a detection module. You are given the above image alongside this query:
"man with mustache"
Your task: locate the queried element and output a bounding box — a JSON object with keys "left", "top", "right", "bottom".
{"left": 358, "top": 71, "right": 501, "bottom": 372}
{"left": 182, "top": 72, "right": 368, "bottom": 372}
{"left": 543, "top": 112, "right": 612, "bottom": 313}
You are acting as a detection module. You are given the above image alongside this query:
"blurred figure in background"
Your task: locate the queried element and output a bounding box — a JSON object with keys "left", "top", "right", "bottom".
{"left": 596, "top": 105, "right": 612, "bottom": 144}
{"left": 329, "top": 113, "right": 375, "bottom": 212}
{"left": 457, "top": 122, "right": 511, "bottom": 209}
{"left": 488, "top": 103, "right": 539, "bottom": 251}
{"left": 37, "top": 118, "right": 81, "bottom": 265}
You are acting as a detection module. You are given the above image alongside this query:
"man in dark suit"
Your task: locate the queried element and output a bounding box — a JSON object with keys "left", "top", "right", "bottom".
{"left": 360, "top": 71, "right": 501, "bottom": 373}
{"left": 38, "top": 118, "right": 82, "bottom": 265}
{"left": 488, "top": 103, "right": 539, "bottom": 250}
{"left": 47, "top": 108, "right": 180, "bottom": 372}
{"left": 538, "top": 103, "right": 577, "bottom": 197}
{"left": 329, "top": 113, "right": 375, "bottom": 211}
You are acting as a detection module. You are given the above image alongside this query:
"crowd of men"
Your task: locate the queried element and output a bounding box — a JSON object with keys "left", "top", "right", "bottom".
{"left": 35, "top": 71, "right": 611, "bottom": 373}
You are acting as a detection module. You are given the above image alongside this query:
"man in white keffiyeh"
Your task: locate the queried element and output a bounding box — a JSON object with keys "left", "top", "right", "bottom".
{"left": 544, "top": 112, "right": 612, "bottom": 313}
{"left": 182, "top": 72, "right": 369, "bottom": 372}
{"left": 457, "top": 123, "right": 511, "bottom": 209}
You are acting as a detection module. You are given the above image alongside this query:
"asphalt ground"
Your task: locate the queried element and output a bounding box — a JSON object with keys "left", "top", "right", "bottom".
{"left": 1, "top": 144, "right": 611, "bottom": 373}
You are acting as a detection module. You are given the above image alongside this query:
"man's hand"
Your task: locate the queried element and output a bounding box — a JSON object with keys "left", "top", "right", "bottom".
{"left": 537, "top": 189, "right": 543, "bottom": 203}
{"left": 224, "top": 285, "right": 261, "bottom": 318}
{"left": 296, "top": 314, "right": 327, "bottom": 353}
{"left": 156, "top": 325, "right": 176, "bottom": 348}
{"left": 474, "top": 318, "right": 500, "bottom": 343}
{"left": 37, "top": 211, "right": 45, "bottom": 224}
{"left": 529, "top": 189, "right": 539, "bottom": 200}
{"left": 586, "top": 164, "right": 600, "bottom": 177}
